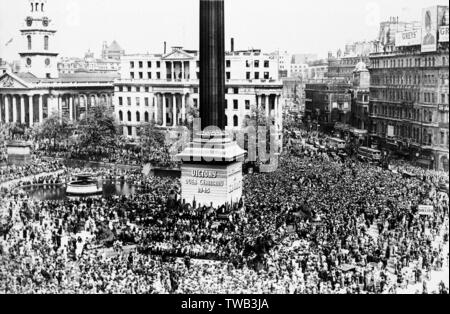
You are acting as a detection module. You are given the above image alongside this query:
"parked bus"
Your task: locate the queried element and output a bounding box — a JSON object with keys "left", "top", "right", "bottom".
{"left": 327, "top": 137, "right": 347, "bottom": 150}
{"left": 357, "top": 147, "right": 382, "bottom": 162}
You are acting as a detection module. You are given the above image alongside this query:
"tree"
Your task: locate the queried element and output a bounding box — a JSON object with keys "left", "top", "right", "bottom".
{"left": 137, "top": 121, "right": 166, "bottom": 152}
{"left": 35, "top": 114, "right": 70, "bottom": 148}
{"left": 137, "top": 121, "right": 173, "bottom": 167}
{"left": 77, "top": 102, "right": 118, "bottom": 149}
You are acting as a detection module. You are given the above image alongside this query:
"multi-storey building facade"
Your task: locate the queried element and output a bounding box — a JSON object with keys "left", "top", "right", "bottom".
{"left": 101, "top": 41, "right": 125, "bottom": 61}
{"left": 369, "top": 5, "right": 449, "bottom": 171}
{"left": 58, "top": 50, "right": 121, "bottom": 74}
{"left": 304, "top": 81, "right": 353, "bottom": 132}
{"left": 114, "top": 47, "right": 283, "bottom": 138}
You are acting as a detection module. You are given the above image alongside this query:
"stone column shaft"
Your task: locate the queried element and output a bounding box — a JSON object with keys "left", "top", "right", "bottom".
{"left": 162, "top": 94, "right": 167, "bottom": 127}
{"left": 38, "top": 95, "right": 43, "bottom": 123}
{"left": 20, "top": 96, "right": 26, "bottom": 124}
{"left": 173, "top": 94, "right": 177, "bottom": 127}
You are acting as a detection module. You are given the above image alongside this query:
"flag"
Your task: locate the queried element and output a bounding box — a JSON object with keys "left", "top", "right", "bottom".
{"left": 5, "top": 38, "right": 13, "bottom": 47}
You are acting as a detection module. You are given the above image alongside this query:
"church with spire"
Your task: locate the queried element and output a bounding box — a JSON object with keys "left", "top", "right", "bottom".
{"left": 0, "top": 0, "right": 117, "bottom": 128}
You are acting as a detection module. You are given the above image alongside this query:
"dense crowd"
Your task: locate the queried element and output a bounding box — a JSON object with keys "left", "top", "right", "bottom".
{"left": 35, "top": 141, "right": 179, "bottom": 169}
{"left": 0, "top": 158, "right": 65, "bottom": 186}
{"left": 0, "top": 131, "right": 449, "bottom": 294}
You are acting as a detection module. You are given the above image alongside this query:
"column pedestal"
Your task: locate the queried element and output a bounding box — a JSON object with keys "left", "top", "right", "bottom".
{"left": 177, "top": 132, "right": 246, "bottom": 208}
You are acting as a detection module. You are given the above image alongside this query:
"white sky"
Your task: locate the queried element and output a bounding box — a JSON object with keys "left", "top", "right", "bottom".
{"left": 0, "top": 0, "right": 446, "bottom": 61}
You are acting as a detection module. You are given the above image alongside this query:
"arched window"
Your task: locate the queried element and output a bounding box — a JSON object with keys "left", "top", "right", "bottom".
{"left": 127, "top": 111, "right": 132, "bottom": 122}
{"left": 136, "top": 112, "right": 140, "bottom": 122}
{"left": 233, "top": 115, "right": 238, "bottom": 127}
{"left": 27, "top": 35, "right": 32, "bottom": 50}
{"left": 119, "top": 111, "right": 123, "bottom": 122}
{"left": 31, "top": 3, "right": 34, "bottom": 11}
{"left": 41, "top": 3, "right": 44, "bottom": 11}
{"left": 35, "top": 3, "right": 39, "bottom": 11}
{"left": 144, "top": 112, "right": 149, "bottom": 122}
{"left": 44, "top": 36, "right": 49, "bottom": 50}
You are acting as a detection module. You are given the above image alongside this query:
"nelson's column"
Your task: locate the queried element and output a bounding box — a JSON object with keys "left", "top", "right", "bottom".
{"left": 177, "top": 0, "right": 246, "bottom": 208}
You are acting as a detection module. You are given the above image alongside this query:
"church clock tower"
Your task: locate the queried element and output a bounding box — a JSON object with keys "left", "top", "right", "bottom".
{"left": 19, "top": 0, "right": 58, "bottom": 79}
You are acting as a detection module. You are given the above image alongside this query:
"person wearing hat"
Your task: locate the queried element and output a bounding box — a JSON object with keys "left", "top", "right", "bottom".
{"left": 423, "top": 10, "right": 436, "bottom": 46}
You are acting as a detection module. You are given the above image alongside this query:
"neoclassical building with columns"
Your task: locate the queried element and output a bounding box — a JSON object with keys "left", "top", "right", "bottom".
{"left": 115, "top": 47, "right": 284, "bottom": 137}
{"left": 0, "top": 0, "right": 116, "bottom": 128}
{"left": 0, "top": 72, "right": 116, "bottom": 126}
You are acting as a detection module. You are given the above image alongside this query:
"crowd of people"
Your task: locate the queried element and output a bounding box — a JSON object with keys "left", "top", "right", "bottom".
{"left": 0, "top": 128, "right": 449, "bottom": 294}
{"left": 0, "top": 158, "right": 65, "bottom": 186}
{"left": 35, "top": 141, "right": 179, "bottom": 169}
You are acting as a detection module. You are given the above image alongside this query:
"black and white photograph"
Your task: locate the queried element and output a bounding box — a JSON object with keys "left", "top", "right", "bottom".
{"left": 0, "top": 0, "right": 449, "bottom": 303}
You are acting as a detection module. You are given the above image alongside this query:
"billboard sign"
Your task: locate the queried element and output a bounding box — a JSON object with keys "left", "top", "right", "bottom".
{"left": 439, "top": 26, "right": 449, "bottom": 42}
{"left": 395, "top": 29, "right": 421, "bottom": 46}
{"left": 418, "top": 205, "right": 434, "bottom": 216}
{"left": 422, "top": 7, "right": 438, "bottom": 52}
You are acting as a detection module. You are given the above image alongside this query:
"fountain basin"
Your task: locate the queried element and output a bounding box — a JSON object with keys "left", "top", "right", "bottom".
{"left": 66, "top": 174, "right": 103, "bottom": 196}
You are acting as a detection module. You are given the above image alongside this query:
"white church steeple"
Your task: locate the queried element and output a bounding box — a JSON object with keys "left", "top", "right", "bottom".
{"left": 19, "top": 0, "right": 58, "bottom": 79}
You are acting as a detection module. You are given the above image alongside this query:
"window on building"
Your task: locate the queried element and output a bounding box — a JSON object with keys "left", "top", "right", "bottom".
{"left": 264, "top": 60, "right": 269, "bottom": 68}
{"left": 226, "top": 72, "right": 231, "bottom": 80}
{"left": 233, "top": 99, "right": 238, "bottom": 110}
{"left": 264, "top": 72, "right": 269, "bottom": 79}
{"left": 130, "top": 72, "right": 135, "bottom": 79}
{"left": 246, "top": 60, "right": 250, "bottom": 68}
{"left": 127, "top": 111, "right": 132, "bottom": 122}
{"left": 136, "top": 97, "right": 140, "bottom": 106}
{"left": 145, "top": 98, "right": 149, "bottom": 106}
{"left": 145, "top": 112, "right": 149, "bottom": 122}
{"left": 136, "top": 112, "right": 140, "bottom": 122}
{"left": 44, "top": 36, "right": 49, "bottom": 50}
{"left": 156, "top": 72, "right": 161, "bottom": 79}
{"left": 127, "top": 97, "right": 131, "bottom": 106}
{"left": 254, "top": 72, "right": 260, "bottom": 79}
{"left": 127, "top": 126, "right": 132, "bottom": 136}
{"left": 245, "top": 100, "right": 250, "bottom": 110}
{"left": 119, "top": 111, "right": 123, "bottom": 121}
{"left": 147, "top": 61, "right": 152, "bottom": 68}
{"left": 127, "top": 86, "right": 132, "bottom": 92}
{"left": 145, "top": 87, "right": 149, "bottom": 93}
{"left": 139, "top": 72, "right": 143, "bottom": 79}
{"left": 130, "top": 61, "right": 135, "bottom": 68}
{"left": 233, "top": 88, "right": 239, "bottom": 94}
{"left": 224, "top": 99, "right": 228, "bottom": 109}
{"left": 226, "top": 60, "right": 231, "bottom": 67}
{"left": 156, "top": 61, "right": 161, "bottom": 68}
{"left": 233, "top": 115, "right": 239, "bottom": 127}
{"left": 27, "top": 35, "right": 32, "bottom": 50}
{"left": 136, "top": 86, "right": 141, "bottom": 92}
{"left": 118, "top": 86, "right": 123, "bottom": 92}
{"left": 119, "top": 97, "right": 123, "bottom": 106}
{"left": 254, "top": 60, "right": 259, "bottom": 68}
{"left": 147, "top": 72, "right": 152, "bottom": 79}
{"left": 246, "top": 72, "right": 251, "bottom": 80}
